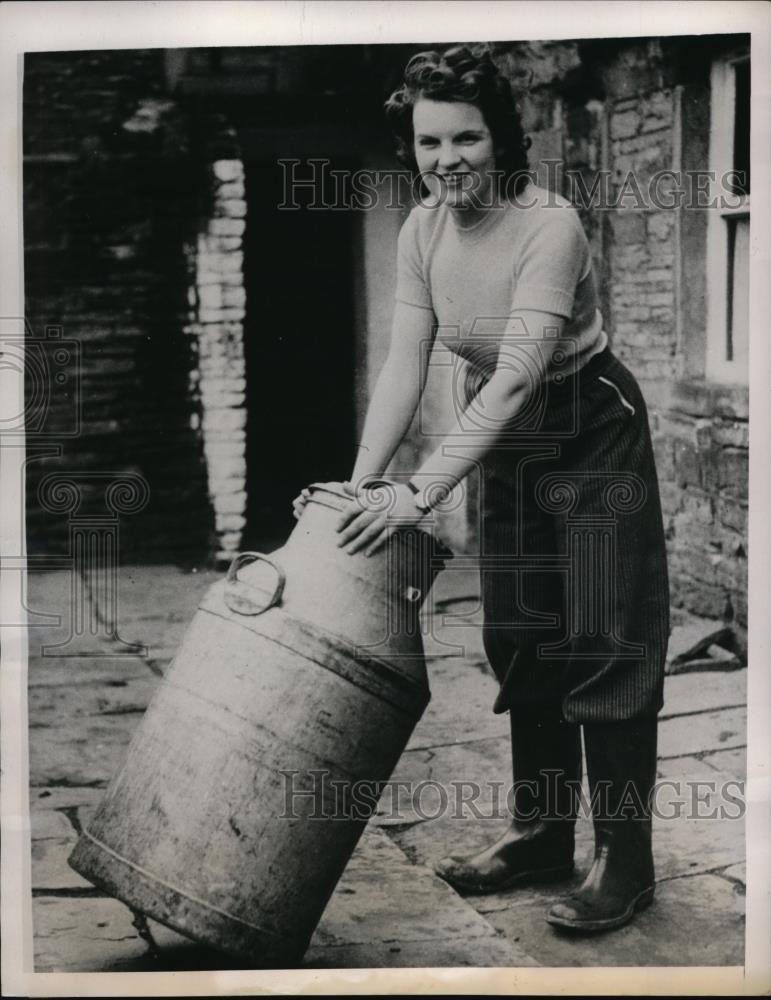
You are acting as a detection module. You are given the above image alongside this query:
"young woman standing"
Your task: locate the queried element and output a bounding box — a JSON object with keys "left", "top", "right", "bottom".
{"left": 295, "top": 45, "right": 669, "bottom": 933}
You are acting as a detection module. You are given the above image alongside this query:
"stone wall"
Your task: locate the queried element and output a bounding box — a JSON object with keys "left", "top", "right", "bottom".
{"left": 607, "top": 86, "right": 679, "bottom": 382}
{"left": 653, "top": 384, "right": 748, "bottom": 624}
{"left": 470, "top": 37, "right": 749, "bottom": 628}
{"left": 598, "top": 38, "right": 749, "bottom": 628}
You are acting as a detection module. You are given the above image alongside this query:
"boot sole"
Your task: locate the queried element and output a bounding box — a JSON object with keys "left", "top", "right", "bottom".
{"left": 437, "top": 863, "right": 575, "bottom": 896}
{"left": 546, "top": 885, "right": 655, "bottom": 932}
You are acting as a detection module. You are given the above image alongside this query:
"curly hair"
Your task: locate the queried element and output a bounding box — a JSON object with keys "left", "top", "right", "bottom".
{"left": 384, "top": 45, "right": 531, "bottom": 197}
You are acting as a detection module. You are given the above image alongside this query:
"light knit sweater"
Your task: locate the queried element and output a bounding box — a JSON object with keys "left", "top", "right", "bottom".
{"left": 395, "top": 182, "right": 608, "bottom": 383}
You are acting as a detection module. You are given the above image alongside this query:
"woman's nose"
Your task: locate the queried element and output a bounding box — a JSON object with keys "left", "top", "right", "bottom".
{"left": 437, "top": 143, "right": 461, "bottom": 170}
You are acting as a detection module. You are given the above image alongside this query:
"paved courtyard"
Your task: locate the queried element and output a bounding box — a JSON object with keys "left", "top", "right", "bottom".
{"left": 23, "top": 562, "right": 746, "bottom": 971}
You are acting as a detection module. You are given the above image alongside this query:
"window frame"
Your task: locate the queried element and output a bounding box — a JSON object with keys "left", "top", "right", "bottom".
{"left": 705, "top": 51, "right": 751, "bottom": 384}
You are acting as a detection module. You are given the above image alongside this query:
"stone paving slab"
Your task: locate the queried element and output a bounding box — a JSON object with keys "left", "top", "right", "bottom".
{"left": 29, "top": 787, "right": 111, "bottom": 892}
{"left": 29, "top": 713, "right": 139, "bottom": 788}
{"left": 34, "top": 896, "right": 162, "bottom": 973}
{"left": 653, "top": 817, "right": 744, "bottom": 882}
{"left": 658, "top": 750, "right": 745, "bottom": 791}
{"left": 700, "top": 746, "right": 747, "bottom": 777}
{"left": 32, "top": 824, "right": 524, "bottom": 971}
{"left": 430, "top": 566, "right": 482, "bottom": 608}
{"left": 474, "top": 873, "right": 744, "bottom": 967}
{"left": 31, "top": 808, "right": 76, "bottom": 839}
{"left": 301, "top": 935, "right": 518, "bottom": 968}
{"left": 32, "top": 838, "right": 93, "bottom": 891}
{"left": 658, "top": 705, "right": 746, "bottom": 760}
{"left": 28, "top": 671, "right": 159, "bottom": 718}
{"left": 31, "top": 785, "right": 106, "bottom": 813}
{"left": 111, "top": 565, "right": 220, "bottom": 620}
{"left": 407, "top": 655, "right": 509, "bottom": 751}
{"left": 661, "top": 669, "right": 747, "bottom": 718}
{"left": 721, "top": 862, "right": 746, "bottom": 887}
{"left": 388, "top": 736, "right": 513, "bottom": 829}
{"left": 108, "top": 565, "right": 220, "bottom": 659}
{"left": 25, "top": 567, "right": 219, "bottom": 664}
{"left": 657, "top": 753, "right": 728, "bottom": 782}
{"left": 25, "top": 570, "right": 116, "bottom": 659}
{"left": 649, "top": 754, "right": 745, "bottom": 882}
{"left": 307, "top": 828, "right": 526, "bottom": 964}
{"left": 420, "top": 604, "right": 488, "bottom": 662}
{"left": 29, "top": 808, "right": 92, "bottom": 892}
{"left": 28, "top": 654, "right": 154, "bottom": 688}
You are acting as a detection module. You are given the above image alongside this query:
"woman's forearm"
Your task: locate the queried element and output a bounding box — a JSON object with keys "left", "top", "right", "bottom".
{"left": 412, "top": 372, "right": 532, "bottom": 497}
{"left": 413, "top": 312, "right": 566, "bottom": 500}
{"left": 351, "top": 356, "right": 423, "bottom": 483}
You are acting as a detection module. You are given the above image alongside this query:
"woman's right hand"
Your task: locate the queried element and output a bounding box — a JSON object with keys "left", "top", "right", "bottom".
{"left": 291, "top": 487, "right": 312, "bottom": 520}
{"left": 292, "top": 481, "right": 355, "bottom": 520}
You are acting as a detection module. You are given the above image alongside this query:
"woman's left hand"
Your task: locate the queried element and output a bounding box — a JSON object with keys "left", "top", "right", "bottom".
{"left": 336, "top": 481, "right": 426, "bottom": 557}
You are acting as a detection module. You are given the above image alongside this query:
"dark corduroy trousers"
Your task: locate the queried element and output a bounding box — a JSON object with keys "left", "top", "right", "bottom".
{"left": 479, "top": 348, "right": 670, "bottom": 724}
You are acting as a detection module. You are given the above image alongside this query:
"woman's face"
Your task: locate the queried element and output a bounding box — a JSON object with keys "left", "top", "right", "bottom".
{"left": 412, "top": 98, "right": 498, "bottom": 214}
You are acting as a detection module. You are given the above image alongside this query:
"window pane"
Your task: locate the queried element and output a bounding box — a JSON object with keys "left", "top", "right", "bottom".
{"left": 731, "top": 60, "right": 751, "bottom": 196}
{"left": 727, "top": 215, "right": 749, "bottom": 368}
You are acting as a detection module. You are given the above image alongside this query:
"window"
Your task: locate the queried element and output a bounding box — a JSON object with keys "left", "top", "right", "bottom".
{"left": 706, "top": 53, "right": 750, "bottom": 383}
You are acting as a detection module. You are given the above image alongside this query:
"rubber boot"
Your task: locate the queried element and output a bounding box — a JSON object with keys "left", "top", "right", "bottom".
{"left": 434, "top": 706, "right": 581, "bottom": 894}
{"left": 547, "top": 716, "right": 658, "bottom": 931}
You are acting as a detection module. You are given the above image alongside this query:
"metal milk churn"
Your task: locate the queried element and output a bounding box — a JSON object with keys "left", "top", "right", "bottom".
{"left": 68, "top": 482, "right": 451, "bottom": 964}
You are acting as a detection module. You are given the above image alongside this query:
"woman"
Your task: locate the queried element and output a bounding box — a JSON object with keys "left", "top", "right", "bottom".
{"left": 294, "top": 45, "right": 669, "bottom": 933}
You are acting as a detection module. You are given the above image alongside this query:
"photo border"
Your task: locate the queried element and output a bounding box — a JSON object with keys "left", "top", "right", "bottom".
{"left": 1, "top": 2, "right": 769, "bottom": 995}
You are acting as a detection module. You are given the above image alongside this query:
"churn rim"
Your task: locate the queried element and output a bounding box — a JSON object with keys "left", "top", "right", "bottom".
{"left": 306, "top": 481, "right": 454, "bottom": 561}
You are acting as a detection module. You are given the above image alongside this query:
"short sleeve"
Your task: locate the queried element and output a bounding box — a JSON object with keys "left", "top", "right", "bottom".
{"left": 509, "top": 206, "right": 589, "bottom": 319}
{"left": 395, "top": 211, "right": 434, "bottom": 311}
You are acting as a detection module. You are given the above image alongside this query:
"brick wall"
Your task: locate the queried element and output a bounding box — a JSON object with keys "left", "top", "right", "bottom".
{"left": 24, "top": 50, "right": 214, "bottom": 562}
{"left": 184, "top": 146, "right": 248, "bottom": 564}
{"left": 23, "top": 52, "right": 253, "bottom": 565}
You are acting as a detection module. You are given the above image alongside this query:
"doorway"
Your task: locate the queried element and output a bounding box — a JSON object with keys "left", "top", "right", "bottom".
{"left": 241, "top": 158, "right": 357, "bottom": 550}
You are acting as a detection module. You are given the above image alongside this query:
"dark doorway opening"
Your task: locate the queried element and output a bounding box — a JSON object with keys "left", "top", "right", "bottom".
{"left": 241, "top": 158, "right": 357, "bottom": 550}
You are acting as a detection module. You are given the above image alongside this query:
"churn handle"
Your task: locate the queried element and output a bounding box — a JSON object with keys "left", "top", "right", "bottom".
{"left": 224, "top": 552, "right": 286, "bottom": 616}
